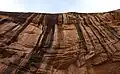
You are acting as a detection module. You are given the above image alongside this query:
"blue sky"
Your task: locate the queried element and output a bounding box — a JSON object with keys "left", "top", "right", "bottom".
{"left": 0, "top": 0, "right": 120, "bottom": 13}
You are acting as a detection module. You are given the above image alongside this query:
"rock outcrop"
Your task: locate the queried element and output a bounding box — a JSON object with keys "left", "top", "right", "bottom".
{"left": 0, "top": 10, "right": 120, "bottom": 74}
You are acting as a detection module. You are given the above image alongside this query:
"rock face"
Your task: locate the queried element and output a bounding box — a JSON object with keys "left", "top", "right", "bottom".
{"left": 0, "top": 10, "right": 120, "bottom": 74}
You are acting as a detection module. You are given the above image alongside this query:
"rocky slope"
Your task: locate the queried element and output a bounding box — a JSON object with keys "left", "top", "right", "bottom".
{"left": 0, "top": 10, "right": 120, "bottom": 74}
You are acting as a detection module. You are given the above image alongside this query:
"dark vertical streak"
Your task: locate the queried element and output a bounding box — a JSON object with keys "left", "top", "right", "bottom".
{"left": 16, "top": 14, "right": 58, "bottom": 74}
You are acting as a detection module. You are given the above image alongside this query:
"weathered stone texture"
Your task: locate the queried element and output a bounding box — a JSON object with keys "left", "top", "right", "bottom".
{"left": 0, "top": 10, "right": 119, "bottom": 74}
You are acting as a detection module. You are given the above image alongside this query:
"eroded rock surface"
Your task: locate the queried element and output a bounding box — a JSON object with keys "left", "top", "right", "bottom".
{"left": 0, "top": 10, "right": 120, "bottom": 74}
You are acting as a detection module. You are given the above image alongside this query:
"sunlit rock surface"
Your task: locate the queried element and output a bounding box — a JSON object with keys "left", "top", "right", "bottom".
{"left": 0, "top": 10, "right": 120, "bottom": 74}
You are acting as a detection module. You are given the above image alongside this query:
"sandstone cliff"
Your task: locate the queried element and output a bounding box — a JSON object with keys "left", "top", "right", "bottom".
{"left": 0, "top": 10, "right": 120, "bottom": 74}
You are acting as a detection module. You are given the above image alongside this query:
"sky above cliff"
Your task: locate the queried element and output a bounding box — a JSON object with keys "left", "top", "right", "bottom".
{"left": 0, "top": 0, "right": 119, "bottom": 13}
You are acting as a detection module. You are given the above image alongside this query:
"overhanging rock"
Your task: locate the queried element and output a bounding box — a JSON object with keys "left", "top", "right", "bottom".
{"left": 0, "top": 10, "right": 120, "bottom": 74}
